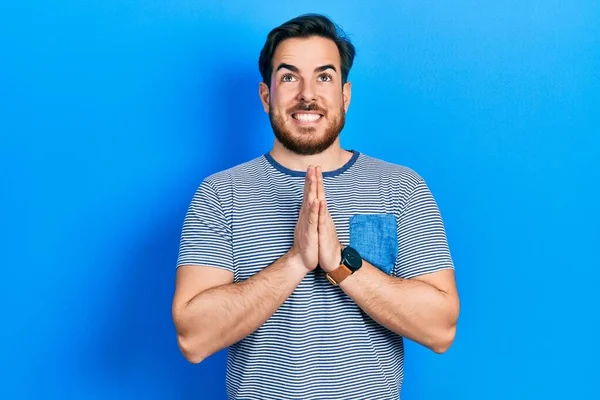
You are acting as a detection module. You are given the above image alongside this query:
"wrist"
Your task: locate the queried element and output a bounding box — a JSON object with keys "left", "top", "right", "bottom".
{"left": 325, "top": 245, "right": 363, "bottom": 286}
{"left": 321, "top": 244, "right": 343, "bottom": 273}
{"left": 285, "top": 247, "right": 310, "bottom": 276}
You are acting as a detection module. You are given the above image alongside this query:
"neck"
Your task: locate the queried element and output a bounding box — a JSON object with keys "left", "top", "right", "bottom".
{"left": 269, "top": 139, "right": 352, "bottom": 173}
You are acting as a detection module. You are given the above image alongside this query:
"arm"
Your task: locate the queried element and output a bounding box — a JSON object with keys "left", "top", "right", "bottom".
{"left": 172, "top": 166, "right": 322, "bottom": 363}
{"left": 338, "top": 264, "right": 459, "bottom": 353}
{"left": 172, "top": 251, "right": 307, "bottom": 363}
{"left": 315, "top": 167, "right": 459, "bottom": 353}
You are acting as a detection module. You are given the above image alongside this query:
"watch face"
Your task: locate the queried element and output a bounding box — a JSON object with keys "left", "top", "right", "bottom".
{"left": 343, "top": 247, "right": 362, "bottom": 270}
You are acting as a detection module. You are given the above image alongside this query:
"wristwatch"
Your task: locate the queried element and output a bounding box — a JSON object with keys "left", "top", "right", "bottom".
{"left": 325, "top": 246, "right": 363, "bottom": 286}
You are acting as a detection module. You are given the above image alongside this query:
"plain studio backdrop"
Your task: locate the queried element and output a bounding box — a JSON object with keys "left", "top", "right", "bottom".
{"left": 1, "top": 1, "right": 598, "bottom": 399}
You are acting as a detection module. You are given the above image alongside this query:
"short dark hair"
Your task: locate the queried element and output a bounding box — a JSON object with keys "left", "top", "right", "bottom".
{"left": 258, "top": 13, "right": 356, "bottom": 88}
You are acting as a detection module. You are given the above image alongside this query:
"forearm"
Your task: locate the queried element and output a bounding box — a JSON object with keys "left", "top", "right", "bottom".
{"left": 174, "top": 251, "right": 307, "bottom": 362}
{"left": 339, "top": 262, "right": 459, "bottom": 353}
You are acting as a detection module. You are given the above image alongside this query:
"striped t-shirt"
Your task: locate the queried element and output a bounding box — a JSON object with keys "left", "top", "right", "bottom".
{"left": 177, "top": 150, "right": 454, "bottom": 400}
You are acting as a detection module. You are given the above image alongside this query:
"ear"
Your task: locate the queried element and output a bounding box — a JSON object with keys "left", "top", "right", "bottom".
{"left": 342, "top": 81, "right": 352, "bottom": 113}
{"left": 259, "top": 82, "right": 270, "bottom": 113}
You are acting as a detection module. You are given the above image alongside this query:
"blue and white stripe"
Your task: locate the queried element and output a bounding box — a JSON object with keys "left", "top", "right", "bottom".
{"left": 177, "top": 150, "right": 454, "bottom": 399}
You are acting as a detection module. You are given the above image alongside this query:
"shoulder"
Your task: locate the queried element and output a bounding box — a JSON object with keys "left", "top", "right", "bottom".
{"left": 186, "top": 155, "right": 268, "bottom": 214}
{"left": 355, "top": 151, "right": 425, "bottom": 189}
{"left": 199, "top": 154, "right": 267, "bottom": 192}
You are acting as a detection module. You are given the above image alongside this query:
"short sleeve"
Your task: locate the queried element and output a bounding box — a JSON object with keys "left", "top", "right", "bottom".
{"left": 394, "top": 179, "right": 454, "bottom": 278}
{"left": 176, "top": 179, "right": 233, "bottom": 272}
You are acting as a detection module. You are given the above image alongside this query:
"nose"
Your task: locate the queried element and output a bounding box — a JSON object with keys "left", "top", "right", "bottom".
{"left": 297, "top": 79, "right": 317, "bottom": 103}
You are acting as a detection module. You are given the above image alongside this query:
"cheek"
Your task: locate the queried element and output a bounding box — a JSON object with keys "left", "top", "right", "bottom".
{"left": 324, "top": 98, "right": 343, "bottom": 114}
{"left": 271, "top": 88, "right": 297, "bottom": 111}
{"left": 321, "top": 88, "right": 344, "bottom": 108}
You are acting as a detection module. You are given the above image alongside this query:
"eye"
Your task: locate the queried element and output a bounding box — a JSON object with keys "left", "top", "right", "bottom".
{"left": 281, "top": 73, "right": 297, "bottom": 82}
{"left": 318, "top": 73, "right": 332, "bottom": 82}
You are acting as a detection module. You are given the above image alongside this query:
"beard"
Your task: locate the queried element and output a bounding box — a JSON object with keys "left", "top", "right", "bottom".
{"left": 269, "top": 101, "right": 346, "bottom": 156}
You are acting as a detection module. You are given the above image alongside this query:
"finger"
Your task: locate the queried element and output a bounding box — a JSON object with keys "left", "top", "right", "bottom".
{"left": 317, "top": 200, "right": 325, "bottom": 236}
{"left": 316, "top": 166, "right": 324, "bottom": 200}
{"left": 309, "top": 165, "right": 317, "bottom": 203}
{"left": 303, "top": 165, "right": 313, "bottom": 206}
{"left": 319, "top": 199, "right": 326, "bottom": 220}
{"left": 308, "top": 199, "right": 319, "bottom": 226}
{"left": 320, "top": 167, "right": 326, "bottom": 201}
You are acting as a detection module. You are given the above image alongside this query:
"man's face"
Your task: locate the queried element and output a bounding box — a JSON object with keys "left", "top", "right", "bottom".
{"left": 260, "top": 36, "right": 352, "bottom": 155}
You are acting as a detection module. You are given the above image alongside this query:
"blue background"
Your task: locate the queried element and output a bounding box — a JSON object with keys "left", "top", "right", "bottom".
{"left": 1, "top": 1, "right": 598, "bottom": 399}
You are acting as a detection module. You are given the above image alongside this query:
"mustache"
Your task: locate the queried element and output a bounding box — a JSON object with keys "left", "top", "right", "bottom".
{"left": 288, "top": 102, "right": 326, "bottom": 115}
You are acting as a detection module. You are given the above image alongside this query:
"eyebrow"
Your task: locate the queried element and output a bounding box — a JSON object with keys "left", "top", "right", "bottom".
{"left": 275, "top": 63, "right": 338, "bottom": 74}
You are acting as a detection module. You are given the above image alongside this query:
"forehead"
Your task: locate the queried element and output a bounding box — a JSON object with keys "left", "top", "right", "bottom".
{"left": 272, "top": 36, "right": 341, "bottom": 71}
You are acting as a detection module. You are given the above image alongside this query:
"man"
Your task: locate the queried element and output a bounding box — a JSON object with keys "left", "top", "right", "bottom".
{"left": 172, "top": 13, "right": 459, "bottom": 400}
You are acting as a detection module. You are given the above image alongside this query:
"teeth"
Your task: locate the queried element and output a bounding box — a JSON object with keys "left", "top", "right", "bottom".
{"left": 294, "top": 113, "right": 321, "bottom": 122}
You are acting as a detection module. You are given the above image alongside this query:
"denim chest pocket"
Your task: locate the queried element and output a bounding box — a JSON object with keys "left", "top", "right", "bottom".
{"left": 349, "top": 213, "right": 398, "bottom": 275}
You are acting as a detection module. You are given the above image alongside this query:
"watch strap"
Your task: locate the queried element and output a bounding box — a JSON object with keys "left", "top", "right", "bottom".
{"left": 325, "top": 264, "right": 352, "bottom": 286}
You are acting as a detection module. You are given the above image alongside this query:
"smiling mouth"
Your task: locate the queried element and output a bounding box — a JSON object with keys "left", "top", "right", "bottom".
{"left": 292, "top": 113, "right": 323, "bottom": 123}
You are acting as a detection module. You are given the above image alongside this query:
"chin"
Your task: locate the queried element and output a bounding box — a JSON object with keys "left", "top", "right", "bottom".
{"left": 291, "top": 127, "right": 321, "bottom": 137}
{"left": 270, "top": 109, "right": 342, "bottom": 155}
